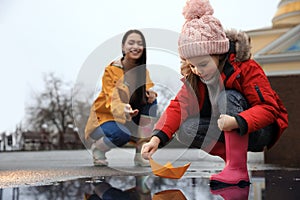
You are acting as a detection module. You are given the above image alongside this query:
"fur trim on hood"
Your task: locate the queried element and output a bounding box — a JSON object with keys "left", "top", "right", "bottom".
{"left": 225, "top": 29, "right": 251, "bottom": 62}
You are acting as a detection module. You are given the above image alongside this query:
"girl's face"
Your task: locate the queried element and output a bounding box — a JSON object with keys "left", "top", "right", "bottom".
{"left": 187, "top": 55, "right": 220, "bottom": 81}
{"left": 122, "top": 33, "right": 144, "bottom": 60}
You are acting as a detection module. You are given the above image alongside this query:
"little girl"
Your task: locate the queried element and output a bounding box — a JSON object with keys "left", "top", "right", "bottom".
{"left": 142, "top": 0, "right": 288, "bottom": 185}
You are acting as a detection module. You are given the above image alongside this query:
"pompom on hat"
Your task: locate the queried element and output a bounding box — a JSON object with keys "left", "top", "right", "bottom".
{"left": 178, "top": 0, "right": 229, "bottom": 59}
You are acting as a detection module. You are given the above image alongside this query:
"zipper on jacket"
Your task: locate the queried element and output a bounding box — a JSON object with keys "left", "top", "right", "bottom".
{"left": 255, "top": 85, "right": 265, "bottom": 102}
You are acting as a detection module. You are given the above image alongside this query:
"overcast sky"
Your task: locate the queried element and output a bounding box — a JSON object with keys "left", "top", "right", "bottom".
{"left": 0, "top": 0, "right": 280, "bottom": 132}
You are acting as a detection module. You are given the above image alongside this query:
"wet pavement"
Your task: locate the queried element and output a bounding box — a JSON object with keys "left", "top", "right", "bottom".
{"left": 0, "top": 149, "right": 299, "bottom": 199}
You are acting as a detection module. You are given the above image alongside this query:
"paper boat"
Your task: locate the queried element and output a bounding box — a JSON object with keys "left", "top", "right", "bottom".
{"left": 153, "top": 189, "right": 187, "bottom": 200}
{"left": 149, "top": 158, "right": 191, "bottom": 179}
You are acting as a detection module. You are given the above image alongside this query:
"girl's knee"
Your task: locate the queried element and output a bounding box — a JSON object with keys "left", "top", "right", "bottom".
{"left": 218, "top": 90, "right": 248, "bottom": 115}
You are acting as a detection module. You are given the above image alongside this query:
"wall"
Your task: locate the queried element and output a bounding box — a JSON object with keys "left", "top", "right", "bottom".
{"left": 264, "top": 74, "right": 300, "bottom": 167}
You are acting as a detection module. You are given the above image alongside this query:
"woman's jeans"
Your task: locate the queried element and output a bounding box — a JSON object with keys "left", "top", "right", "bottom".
{"left": 176, "top": 90, "right": 278, "bottom": 152}
{"left": 90, "top": 100, "right": 157, "bottom": 148}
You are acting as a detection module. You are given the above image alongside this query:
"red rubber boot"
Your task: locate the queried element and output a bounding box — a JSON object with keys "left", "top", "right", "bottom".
{"left": 210, "top": 131, "right": 250, "bottom": 185}
{"left": 211, "top": 185, "right": 250, "bottom": 200}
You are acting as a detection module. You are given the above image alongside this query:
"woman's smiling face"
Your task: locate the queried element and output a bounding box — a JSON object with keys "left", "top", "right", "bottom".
{"left": 187, "top": 55, "right": 220, "bottom": 82}
{"left": 122, "top": 33, "right": 144, "bottom": 60}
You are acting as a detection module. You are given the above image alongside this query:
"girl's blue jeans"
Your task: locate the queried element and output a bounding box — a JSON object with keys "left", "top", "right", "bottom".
{"left": 177, "top": 90, "right": 278, "bottom": 152}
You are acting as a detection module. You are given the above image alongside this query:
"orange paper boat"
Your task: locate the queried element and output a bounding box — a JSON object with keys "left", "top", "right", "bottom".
{"left": 152, "top": 189, "right": 187, "bottom": 200}
{"left": 149, "top": 158, "right": 191, "bottom": 179}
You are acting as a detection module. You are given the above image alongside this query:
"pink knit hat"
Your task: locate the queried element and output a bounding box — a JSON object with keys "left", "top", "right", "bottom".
{"left": 178, "top": 0, "right": 229, "bottom": 59}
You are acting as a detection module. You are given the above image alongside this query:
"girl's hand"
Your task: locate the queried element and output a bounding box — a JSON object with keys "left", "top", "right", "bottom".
{"left": 217, "top": 114, "right": 239, "bottom": 131}
{"left": 141, "top": 136, "right": 160, "bottom": 160}
{"left": 146, "top": 90, "right": 157, "bottom": 104}
{"left": 124, "top": 104, "right": 139, "bottom": 120}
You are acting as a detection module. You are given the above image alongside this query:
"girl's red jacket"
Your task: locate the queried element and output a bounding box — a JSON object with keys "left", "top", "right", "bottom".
{"left": 155, "top": 54, "right": 288, "bottom": 149}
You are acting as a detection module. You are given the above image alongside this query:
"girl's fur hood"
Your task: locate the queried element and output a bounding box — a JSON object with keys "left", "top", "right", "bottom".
{"left": 225, "top": 29, "right": 252, "bottom": 62}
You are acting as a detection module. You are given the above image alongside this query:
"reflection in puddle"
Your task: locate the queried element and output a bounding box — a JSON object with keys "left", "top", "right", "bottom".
{"left": 0, "top": 170, "right": 299, "bottom": 199}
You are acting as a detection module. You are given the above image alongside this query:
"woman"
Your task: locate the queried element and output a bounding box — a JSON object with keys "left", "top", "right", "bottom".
{"left": 142, "top": 0, "right": 288, "bottom": 186}
{"left": 85, "top": 29, "right": 157, "bottom": 166}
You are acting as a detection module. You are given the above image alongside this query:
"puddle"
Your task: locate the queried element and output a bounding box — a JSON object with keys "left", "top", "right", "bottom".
{"left": 0, "top": 170, "right": 299, "bottom": 199}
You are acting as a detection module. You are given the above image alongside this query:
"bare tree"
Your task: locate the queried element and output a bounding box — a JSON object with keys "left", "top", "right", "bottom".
{"left": 71, "top": 88, "right": 94, "bottom": 148}
{"left": 25, "top": 73, "right": 75, "bottom": 149}
{"left": 24, "top": 72, "right": 177, "bottom": 150}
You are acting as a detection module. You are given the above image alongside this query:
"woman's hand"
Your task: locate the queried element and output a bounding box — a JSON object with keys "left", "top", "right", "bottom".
{"left": 146, "top": 90, "right": 157, "bottom": 104}
{"left": 141, "top": 136, "right": 160, "bottom": 160}
{"left": 217, "top": 114, "right": 239, "bottom": 131}
{"left": 124, "top": 104, "right": 139, "bottom": 120}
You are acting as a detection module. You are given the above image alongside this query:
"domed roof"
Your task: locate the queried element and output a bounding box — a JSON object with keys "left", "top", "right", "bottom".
{"left": 273, "top": 0, "right": 300, "bottom": 27}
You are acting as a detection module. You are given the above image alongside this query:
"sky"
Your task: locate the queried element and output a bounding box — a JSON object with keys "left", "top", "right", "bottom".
{"left": 0, "top": 0, "right": 280, "bottom": 132}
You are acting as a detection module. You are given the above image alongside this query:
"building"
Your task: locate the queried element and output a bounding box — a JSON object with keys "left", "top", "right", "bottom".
{"left": 247, "top": 0, "right": 300, "bottom": 167}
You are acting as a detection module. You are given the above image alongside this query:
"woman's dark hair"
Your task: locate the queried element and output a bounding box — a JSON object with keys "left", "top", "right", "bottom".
{"left": 121, "top": 29, "right": 147, "bottom": 109}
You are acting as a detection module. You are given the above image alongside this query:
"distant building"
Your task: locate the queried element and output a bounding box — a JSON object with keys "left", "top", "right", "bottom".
{"left": 248, "top": 0, "right": 300, "bottom": 74}
{"left": 247, "top": 0, "right": 300, "bottom": 167}
{"left": 21, "top": 127, "right": 84, "bottom": 151}
{"left": 21, "top": 131, "right": 52, "bottom": 151}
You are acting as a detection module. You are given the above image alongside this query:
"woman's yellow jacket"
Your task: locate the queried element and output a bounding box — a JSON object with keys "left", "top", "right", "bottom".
{"left": 85, "top": 61, "right": 154, "bottom": 139}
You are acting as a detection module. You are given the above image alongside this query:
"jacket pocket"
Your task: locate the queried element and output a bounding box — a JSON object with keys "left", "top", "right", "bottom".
{"left": 254, "top": 85, "right": 265, "bottom": 102}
